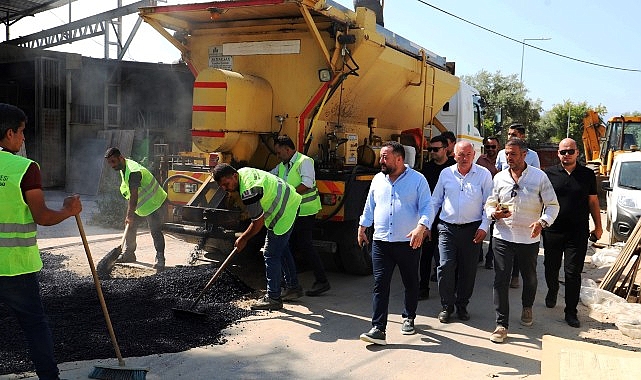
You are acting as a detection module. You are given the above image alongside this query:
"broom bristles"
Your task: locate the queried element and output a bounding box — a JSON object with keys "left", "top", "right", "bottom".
{"left": 89, "top": 364, "right": 148, "bottom": 380}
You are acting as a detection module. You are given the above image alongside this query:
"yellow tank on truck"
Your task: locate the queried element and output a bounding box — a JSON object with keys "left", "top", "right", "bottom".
{"left": 192, "top": 68, "right": 272, "bottom": 162}
{"left": 140, "top": 0, "right": 461, "bottom": 167}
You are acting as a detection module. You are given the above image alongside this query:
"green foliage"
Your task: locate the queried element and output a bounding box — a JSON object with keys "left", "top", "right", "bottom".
{"left": 461, "top": 70, "right": 543, "bottom": 144}
{"left": 533, "top": 101, "right": 607, "bottom": 159}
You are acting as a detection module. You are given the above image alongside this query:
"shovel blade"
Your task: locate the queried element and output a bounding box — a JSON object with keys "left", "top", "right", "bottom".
{"left": 171, "top": 307, "right": 208, "bottom": 320}
{"left": 95, "top": 245, "right": 122, "bottom": 278}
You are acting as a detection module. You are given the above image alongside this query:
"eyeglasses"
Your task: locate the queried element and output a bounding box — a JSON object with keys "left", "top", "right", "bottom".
{"left": 510, "top": 183, "right": 519, "bottom": 198}
{"left": 484, "top": 145, "right": 497, "bottom": 149}
{"left": 426, "top": 146, "right": 444, "bottom": 152}
{"left": 559, "top": 149, "right": 576, "bottom": 155}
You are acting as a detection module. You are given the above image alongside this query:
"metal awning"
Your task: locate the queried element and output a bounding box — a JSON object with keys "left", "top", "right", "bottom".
{"left": 0, "top": 0, "right": 77, "bottom": 24}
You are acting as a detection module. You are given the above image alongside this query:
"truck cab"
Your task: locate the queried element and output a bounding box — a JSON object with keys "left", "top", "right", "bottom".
{"left": 602, "top": 151, "right": 641, "bottom": 243}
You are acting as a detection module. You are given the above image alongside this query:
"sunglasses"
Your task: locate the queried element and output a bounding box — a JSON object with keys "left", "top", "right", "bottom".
{"left": 510, "top": 183, "right": 519, "bottom": 198}
{"left": 426, "top": 146, "right": 444, "bottom": 152}
{"left": 559, "top": 149, "right": 576, "bottom": 155}
{"left": 484, "top": 145, "right": 497, "bottom": 149}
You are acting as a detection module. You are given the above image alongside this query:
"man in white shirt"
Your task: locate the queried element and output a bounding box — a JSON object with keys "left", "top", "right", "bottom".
{"left": 485, "top": 138, "right": 559, "bottom": 344}
{"left": 426, "top": 141, "right": 493, "bottom": 323}
{"left": 495, "top": 124, "right": 540, "bottom": 289}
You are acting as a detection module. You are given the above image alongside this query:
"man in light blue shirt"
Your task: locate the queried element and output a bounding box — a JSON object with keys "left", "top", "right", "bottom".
{"left": 495, "top": 124, "right": 540, "bottom": 170}
{"left": 357, "top": 141, "right": 431, "bottom": 345}
{"left": 426, "top": 141, "right": 493, "bottom": 323}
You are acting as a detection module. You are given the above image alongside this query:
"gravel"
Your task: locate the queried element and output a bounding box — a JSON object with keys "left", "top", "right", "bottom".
{"left": 0, "top": 252, "right": 254, "bottom": 376}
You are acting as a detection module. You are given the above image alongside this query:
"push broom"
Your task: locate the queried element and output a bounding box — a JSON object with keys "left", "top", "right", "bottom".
{"left": 75, "top": 215, "right": 148, "bottom": 380}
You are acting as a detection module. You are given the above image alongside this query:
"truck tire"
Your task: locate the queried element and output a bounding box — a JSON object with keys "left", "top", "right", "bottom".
{"left": 339, "top": 221, "right": 373, "bottom": 275}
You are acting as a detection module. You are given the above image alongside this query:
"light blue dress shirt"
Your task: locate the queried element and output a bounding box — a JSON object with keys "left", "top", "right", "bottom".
{"left": 495, "top": 148, "right": 540, "bottom": 170}
{"left": 359, "top": 165, "right": 431, "bottom": 242}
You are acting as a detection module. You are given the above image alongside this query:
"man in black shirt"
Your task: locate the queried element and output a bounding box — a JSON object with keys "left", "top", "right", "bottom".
{"left": 418, "top": 135, "right": 455, "bottom": 299}
{"left": 543, "top": 138, "right": 602, "bottom": 327}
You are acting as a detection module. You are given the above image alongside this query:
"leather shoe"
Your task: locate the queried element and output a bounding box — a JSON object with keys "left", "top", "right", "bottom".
{"left": 457, "top": 306, "right": 470, "bottom": 321}
{"left": 438, "top": 306, "right": 454, "bottom": 323}
{"left": 545, "top": 291, "right": 557, "bottom": 308}
{"left": 565, "top": 313, "right": 580, "bottom": 328}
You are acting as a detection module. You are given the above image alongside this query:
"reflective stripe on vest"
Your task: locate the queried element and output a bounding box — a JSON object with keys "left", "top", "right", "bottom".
{"left": 238, "top": 168, "right": 301, "bottom": 235}
{"left": 276, "top": 153, "right": 321, "bottom": 217}
{"left": 119, "top": 159, "right": 167, "bottom": 217}
{"left": 0, "top": 151, "right": 43, "bottom": 276}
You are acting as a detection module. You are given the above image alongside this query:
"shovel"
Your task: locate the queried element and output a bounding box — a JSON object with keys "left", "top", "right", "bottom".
{"left": 172, "top": 247, "right": 239, "bottom": 319}
{"left": 95, "top": 223, "right": 130, "bottom": 278}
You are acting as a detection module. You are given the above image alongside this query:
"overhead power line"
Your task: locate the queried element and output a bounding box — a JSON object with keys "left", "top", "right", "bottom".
{"left": 417, "top": 0, "right": 641, "bottom": 73}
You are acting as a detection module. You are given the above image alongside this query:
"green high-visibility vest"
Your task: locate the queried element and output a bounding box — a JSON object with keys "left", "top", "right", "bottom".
{"left": 238, "top": 167, "right": 301, "bottom": 235}
{"left": 119, "top": 159, "right": 167, "bottom": 217}
{"left": 276, "top": 152, "right": 321, "bottom": 217}
{"left": 0, "top": 151, "right": 41, "bottom": 276}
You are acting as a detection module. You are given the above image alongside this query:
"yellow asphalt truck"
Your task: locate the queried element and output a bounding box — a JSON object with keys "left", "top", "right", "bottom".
{"left": 140, "top": 0, "right": 484, "bottom": 274}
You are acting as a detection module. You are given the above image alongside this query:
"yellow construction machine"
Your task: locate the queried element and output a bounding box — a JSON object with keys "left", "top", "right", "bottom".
{"left": 140, "top": 0, "right": 484, "bottom": 274}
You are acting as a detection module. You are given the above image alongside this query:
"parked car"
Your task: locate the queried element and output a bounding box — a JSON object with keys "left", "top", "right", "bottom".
{"left": 602, "top": 151, "right": 641, "bottom": 243}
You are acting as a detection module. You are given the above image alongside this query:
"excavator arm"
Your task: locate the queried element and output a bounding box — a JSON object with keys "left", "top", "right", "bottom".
{"left": 582, "top": 109, "right": 606, "bottom": 163}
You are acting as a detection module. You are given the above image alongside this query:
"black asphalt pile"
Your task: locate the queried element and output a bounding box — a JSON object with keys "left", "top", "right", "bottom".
{"left": 0, "top": 252, "right": 255, "bottom": 376}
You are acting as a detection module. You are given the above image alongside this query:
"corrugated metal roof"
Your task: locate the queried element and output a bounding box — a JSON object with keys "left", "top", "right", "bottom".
{"left": 0, "top": 0, "right": 77, "bottom": 23}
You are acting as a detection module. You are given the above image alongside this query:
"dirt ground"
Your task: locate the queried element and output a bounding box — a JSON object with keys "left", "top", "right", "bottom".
{"left": 1, "top": 190, "right": 640, "bottom": 379}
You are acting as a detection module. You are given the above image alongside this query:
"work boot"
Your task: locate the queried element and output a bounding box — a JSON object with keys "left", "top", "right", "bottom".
{"left": 250, "top": 295, "right": 283, "bottom": 311}
{"left": 117, "top": 252, "right": 136, "bottom": 263}
{"left": 153, "top": 254, "right": 165, "bottom": 271}
{"left": 305, "top": 280, "right": 331, "bottom": 296}
{"left": 520, "top": 307, "right": 533, "bottom": 326}
{"left": 282, "top": 285, "right": 304, "bottom": 301}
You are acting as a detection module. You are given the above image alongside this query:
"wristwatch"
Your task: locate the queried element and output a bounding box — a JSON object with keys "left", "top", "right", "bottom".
{"left": 538, "top": 219, "right": 549, "bottom": 228}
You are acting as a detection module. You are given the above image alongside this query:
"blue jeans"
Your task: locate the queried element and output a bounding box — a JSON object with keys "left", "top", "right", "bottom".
{"left": 0, "top": 272, "right": 60, "bottom": 380}
{"left": 492, "top": 238, "right": 539, "bottom": 328}
{"left": 264, "top": 228, "right": 295, "bottom": 299}
{"left": 370, "top": 240, "right": 420, "bottom": 332}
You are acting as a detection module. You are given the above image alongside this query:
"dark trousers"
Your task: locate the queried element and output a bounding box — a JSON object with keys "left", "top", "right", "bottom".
{"left": 492, "top": 238, "right": 539, "bottom": 328}
{"left": 288, "top": 214, "right": 327, "bottom": 283}
{"left": 484, "top": 222, "right": 495, "bottom": 264}
{"left": 370, "top": 240, "right": 420, "bottom": 331}
{"left": 0, "top": 272, "right": 59, "bottom": 380}
{"left": 542, "top": 229, "right": 589, "bottom": 316}
{"left": 437, "top": 221, "right": 481, "bottom": 309}
{"left": 124, "top": 207, "right": 166, "bottom": 259}
{"left": 419, "top": 219, "right": 439, "bottom": 290}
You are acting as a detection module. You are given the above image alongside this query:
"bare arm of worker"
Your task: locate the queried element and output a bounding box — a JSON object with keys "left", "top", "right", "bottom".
{"left": 588, "top": 194, "right": 603, "bottom": 239}
{"left": 295, "top": 183, "right": 310, "bottom": 194}
{"left": 25, "top": 190, "right": 82, "bottom": 226}
{"left": 126, "top": 186, "right": 138, "bottom": 225}
{"left": 235, "top": 215, "right": 265, "bottom": 252}
{"left": 406, "top": 224, "right": 427, "bottom": 249}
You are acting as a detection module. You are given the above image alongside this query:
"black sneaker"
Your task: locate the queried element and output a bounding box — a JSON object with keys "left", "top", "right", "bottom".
{"left": 360, "top": 327, "right": 386, "bottom": 345}
{"left": 438, "top": 306, "right": 454, "bottom": 323}
{"left": 250, "top": 295, "right": 283, "bottom": 311}
{"left": 457, "top": 306, "right": 470, "bottom": 321}
{"left": 545, "top": 291, "right": 557, "bottom": 308}
{"left": 305, "top": 280, "right": 330, "bottom": 296}
{"left": 282, "top": 285, "right": 304, "bottom": 301}
{"left": 401, "top": 318, "right": 415, "bottom": 335}
{"left": 565, "top": 313, "right": 580, "bottom": 328}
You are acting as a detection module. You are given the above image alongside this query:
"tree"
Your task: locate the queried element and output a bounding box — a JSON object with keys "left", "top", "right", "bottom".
{"left": 533, "top": 101, "right": 607, "bottom": 159}
{"left": 461, "top": 70, "right": 544, "bottom": 144}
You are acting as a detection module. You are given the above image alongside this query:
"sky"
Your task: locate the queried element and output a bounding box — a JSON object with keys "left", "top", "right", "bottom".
{"left": 3, "top": 0, "right": 641, "bottom": 120}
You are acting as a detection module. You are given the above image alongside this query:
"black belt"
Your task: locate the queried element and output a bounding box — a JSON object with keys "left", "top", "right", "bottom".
{"left": 440, "top": 220, "right": 481, "bottom": 229}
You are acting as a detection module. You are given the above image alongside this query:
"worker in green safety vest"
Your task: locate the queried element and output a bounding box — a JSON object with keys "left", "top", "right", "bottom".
{"left": 213, "top": 163, "right": 301, "bottom": 311}
{"left": 104, "top": 147, "right": 167, "bottom": 270}
{"left": 271, "top": 135, "right": 330, "bottom": 299}
{"left": 0, "top": 103, "right": 82, "bottom": 380}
